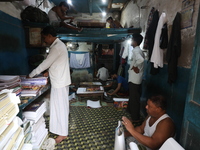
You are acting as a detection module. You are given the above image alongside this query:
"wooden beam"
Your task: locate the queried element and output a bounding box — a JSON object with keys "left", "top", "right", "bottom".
{"left": 107, "top": 0, "right": 113, "bottom": 13}
{"left": 88, "top": 0, "right": 93, "bottom": 16}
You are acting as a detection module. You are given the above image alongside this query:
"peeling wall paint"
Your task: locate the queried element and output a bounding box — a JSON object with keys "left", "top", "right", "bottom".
{"left": 121, "top": 0, "right": 200, "bottom": 68}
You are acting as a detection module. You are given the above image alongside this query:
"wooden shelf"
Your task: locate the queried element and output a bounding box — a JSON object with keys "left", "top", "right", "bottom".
{"left": 17, "top": 84, "right": 50, "bottom": 118}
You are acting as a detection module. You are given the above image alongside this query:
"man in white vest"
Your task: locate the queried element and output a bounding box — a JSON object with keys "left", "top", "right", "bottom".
{"left": 122, "top": 95, "right": 175, "bottom": 150}
{"left": 29, "top": 26, "right": 71, "bottom": 143}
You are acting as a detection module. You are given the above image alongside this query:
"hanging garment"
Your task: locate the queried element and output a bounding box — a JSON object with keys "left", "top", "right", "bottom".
{"left": 160, "top": 23, "right": 168, "bottom": 49}
{"left": 146, "top": 10, "right": 159, "bottom": 75}
{"left": 167, "top": 12, "right": 181, "bottom": 84}
{"left": 70, "top": 53, "right": 91, "bottom": 69}
{"left": 146, "top": 10, "right": 159, "bottom": 60}
{"left": 150, "top": 12, "right": 167, "bottom": 68}
{"left": 143, "top": 7, "right": 156, "bottom": 50}
{"left": 122, "top": 44, "right": 129, "bottom": 59}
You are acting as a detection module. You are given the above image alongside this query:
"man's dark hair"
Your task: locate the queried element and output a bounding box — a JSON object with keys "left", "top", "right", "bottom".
{"left": 59, "top": 1, "right": 69, "bottom": 9}
{"left": 150, "top": 95, "right": 167, "bottom": 110}
{"left": 110, "top": 70, "right": 117, "bottom": 76}
{"left": 132, "top": 33, "right": 143, "bottom": 46}
{"left": 41, "top": 26, "right": 57, "bottom": 37}
{"left": 106, "top": 16, "right": 113, "bottom": 21}
{"left": 101, "top": 64, "right": 105, "bottom": 67}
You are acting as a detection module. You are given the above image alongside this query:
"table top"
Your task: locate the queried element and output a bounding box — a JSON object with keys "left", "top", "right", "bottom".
{"left": 77, "top": 86, "right": 104, "bottom": 94}
{"left": 79, "top": 82, "right": 102, "bottom": 86}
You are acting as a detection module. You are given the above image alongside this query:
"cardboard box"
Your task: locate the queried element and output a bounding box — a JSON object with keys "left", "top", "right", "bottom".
{"left": 113, "top": 98, "right": 129, "bottom": 110}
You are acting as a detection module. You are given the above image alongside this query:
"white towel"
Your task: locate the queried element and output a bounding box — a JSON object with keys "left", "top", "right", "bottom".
{"left": 76, "top": 54, "right": 85, "bottom": 65}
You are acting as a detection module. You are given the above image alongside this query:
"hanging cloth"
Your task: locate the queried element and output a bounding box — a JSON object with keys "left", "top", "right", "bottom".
{"left": 150, "top": 12, "right": 167, "bottom": 68}
{"left": 70, "top": 53, "right": 91, "bottom": 69}
{"left": 166, "top": 12, "right": 181, "bottom": 84}
{"left": 143, "top": 7, "right": 156, "bottom": 50}
{"left": 160, "top": 23, "right": 168, "bottom": 49}
{"left": 146, "top": 10, "right": 159, "bottom": 75}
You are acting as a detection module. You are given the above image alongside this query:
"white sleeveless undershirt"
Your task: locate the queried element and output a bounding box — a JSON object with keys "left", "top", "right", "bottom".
{"left": 143, "top": 114, "right": 169, "bottom": 137}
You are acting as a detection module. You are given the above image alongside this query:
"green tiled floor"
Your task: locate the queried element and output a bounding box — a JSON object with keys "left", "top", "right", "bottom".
{"left": 46, "top": 103, "right": 131, "bottom": 150}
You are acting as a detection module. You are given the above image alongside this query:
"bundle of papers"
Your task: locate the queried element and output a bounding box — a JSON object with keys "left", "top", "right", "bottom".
{"left": 23, "top": 116, "right": 48, "bottom": 150}
{"left": 23, "top": 100, "right": 46, "bottom": 122}
{"left": 0, "top": 75, "right": 21, "bottom": 92}
{"left": 21, "top": 87, "right": 41, "bottom": 97}
{"left": 20, "top": 77, "right": 48, "bottom": 86}
{"left": 0, "top": 117, "right": 24, "bottom": 150}
{"left": 0, "top": 93, "right": 20, "bottom": 135}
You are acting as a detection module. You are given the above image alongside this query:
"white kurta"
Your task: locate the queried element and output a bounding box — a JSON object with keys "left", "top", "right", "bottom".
{"left": 96, "top": 67, "right": 109, "bottom": 81}
{"left": 29, "top": 38, "right": 71, "bottom": 88}
{"left": 128, "top": 46, "right": 145, "bottom": 84}
{"left": 29, "top": 38, "right": 71, "bottom": 136}
{"left": 150, "top": 12, "right": 167, "bottom": 68}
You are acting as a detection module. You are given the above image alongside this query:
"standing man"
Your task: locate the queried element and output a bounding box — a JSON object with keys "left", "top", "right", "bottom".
{"left": 127, "top": 33, "right": 145, "bottom": 122}
{"left": 29, "top": 26, "right": 71, "bottom": 143}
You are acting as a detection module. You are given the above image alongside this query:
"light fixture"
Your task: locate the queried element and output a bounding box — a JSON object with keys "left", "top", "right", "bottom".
{"left": 67, "top": 0, "right": 72, "bottom": 5}
{"left": 102, "top": 0, "right": 106, "bottom": 4}
{"left": 102, "top": 11, "right": 106, "bottom": 17}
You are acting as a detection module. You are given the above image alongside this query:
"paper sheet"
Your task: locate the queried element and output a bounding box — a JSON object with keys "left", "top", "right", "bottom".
{"left": 129, "top": 142, "right": 139, "bottom": 150}
{"left": 87, "top": 100, "right": 101, "bottom": 108}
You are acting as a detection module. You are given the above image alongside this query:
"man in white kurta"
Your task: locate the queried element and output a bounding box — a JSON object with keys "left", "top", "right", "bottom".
{"left": 127, "top": 33, "right": 145, "bottom": 122}
{"left": 29, "top": 26, "right": 71, "bottom": 143}
{"left": 96, "top": 64, "right": 109, "bottom": 81}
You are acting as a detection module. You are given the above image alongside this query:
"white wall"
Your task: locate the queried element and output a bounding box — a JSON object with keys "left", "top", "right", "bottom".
{"left": 121, "top": 0, "right": 200, "bottom": 68}
{"left": 0, "top": 1, "right": 54, "bottom": 19}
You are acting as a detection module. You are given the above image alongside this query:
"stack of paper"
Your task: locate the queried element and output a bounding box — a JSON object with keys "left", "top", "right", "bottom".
{"left": 20, "top": 77, "right": 48, "bottom": 97}
{"left": 22, "top": 100, "right": 48, "bottom": 149}
{"left": 20, "top": 77, "right": 48, "bottom": 86}
{"left": 0, "top": 75, "right": 21, "bottom": 95}
{"left": 0, "top": 117, "right": 24, "bottom": 150}
{"left": 23, "top": 116, "right": 48, "bottom": 149}
{"left": 21, "top": 86, "right": 41, "bottom": 97}
{"left": 0, "top": 91, "right": 24, "bottom": 149}
{"left": 0, "top": 93, "right": 20, "bottom": 135}
{"left": 23, "top": 100, "right": 46, "bottom": 122}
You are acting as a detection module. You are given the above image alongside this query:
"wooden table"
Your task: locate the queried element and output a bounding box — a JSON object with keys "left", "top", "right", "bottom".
{"left": 76, "top": 86, "right": 104, "bottom": 101}
{"left": 79, "top": 82, "right": 102, "bottom": 87}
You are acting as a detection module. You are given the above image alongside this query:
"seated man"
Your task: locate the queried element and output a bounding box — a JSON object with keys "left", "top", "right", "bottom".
{"left": 96, "top": 64, "right": 109, "bottom": 83}
{"left": 122, "top": 95, "right": 175, "bottom": 150}
{"left": 48, "top": 1, "right": 82, "bottom": 32}
{"left": 105, "top": 71, "right": 129, "bottom": 97}
{"left": 106, "top": 17, "right": 123, "bottom": 28}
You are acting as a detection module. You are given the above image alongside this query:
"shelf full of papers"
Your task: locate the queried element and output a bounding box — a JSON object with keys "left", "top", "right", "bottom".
{"left": 0, "top": 92, "right": 25, "bottom": 150}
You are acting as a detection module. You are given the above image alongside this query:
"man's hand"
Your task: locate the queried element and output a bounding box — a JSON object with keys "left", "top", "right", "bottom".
{"left": 122, "top": 116, "right": 135, "bottom": 133}
{"left": 43, "top": 71, "right": 49, "bottom": 77}
{"left": 26, "top": 75, "right": 31, "bottom": 78}
{"left": 131, "top": 66, "right": 140, "bottom": 73}
{"left": 107, "top": 92, "right": 112, "bottom": 96}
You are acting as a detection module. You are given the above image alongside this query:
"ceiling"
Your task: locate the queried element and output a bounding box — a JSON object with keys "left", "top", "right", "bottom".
{"left": 47, "top": 0, "right": 138, "bottom": 43}
{"left": 49, "top": 0, "right": 129, "bottom": 14}
{"left": 21, "top": 0, "right": 140, "bottom": 43}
